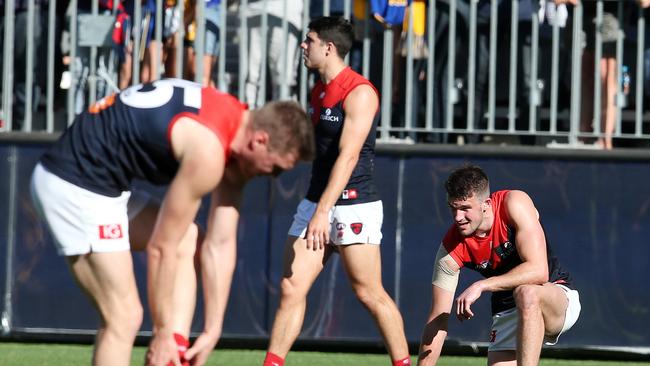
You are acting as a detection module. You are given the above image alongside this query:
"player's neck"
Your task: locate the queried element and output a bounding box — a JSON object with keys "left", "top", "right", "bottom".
{"left": 475, "top": 212, "right": 494, "bottom": 238}
{"left": 320, "top": 59, "right": 347, "bottom": 85}
{"left": 229, "top": 110, "right": 251, "bottom": 155}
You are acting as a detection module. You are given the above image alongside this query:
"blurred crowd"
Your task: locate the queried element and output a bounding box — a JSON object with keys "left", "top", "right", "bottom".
{"left": 3, "top": 0, "right": 650, "bottom": 148}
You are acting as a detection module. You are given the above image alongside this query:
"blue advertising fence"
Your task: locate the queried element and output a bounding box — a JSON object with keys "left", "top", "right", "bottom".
{"left": 1, "top": 138, "right": 649, "bottom": 354}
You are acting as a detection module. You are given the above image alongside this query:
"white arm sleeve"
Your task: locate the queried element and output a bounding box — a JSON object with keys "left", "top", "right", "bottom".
{"left": 431, "top": 244, "right": 460, "bottom": 293}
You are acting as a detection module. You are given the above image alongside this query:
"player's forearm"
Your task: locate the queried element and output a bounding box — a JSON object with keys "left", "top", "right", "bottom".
{"left": 317, "top": 153, "right": 358, "bottom": 212}
{"left": 200, "top": 238, "right": 237, "bottom": 337}
{"left": 147, "top": 243, "right": 178, "bottom": 334}
{"left": 147, "top": 177, "right": 205, "bottom": 333}
{"left": 480, "top": 261, "right": 548, "bottom": 292}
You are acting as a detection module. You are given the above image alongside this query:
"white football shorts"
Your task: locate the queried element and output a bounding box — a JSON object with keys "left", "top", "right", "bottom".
{"left": 287, "top": 199, "right": 383, "bottom": 245}
{"left": 31, "top": 163, "right": 134, "bottom": 256}
{"left": 488, "top": 284, "right": 581, "bottom": 352}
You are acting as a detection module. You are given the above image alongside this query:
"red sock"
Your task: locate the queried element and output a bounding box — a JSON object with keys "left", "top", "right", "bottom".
{"left": 168, "top": 333, "right": 190, "bottom": 366}
{"left": 392, "top": 356, "right": 411, "bottom": 366}
{"left": 263, "top": 351, "right": 285, "bottom": 366}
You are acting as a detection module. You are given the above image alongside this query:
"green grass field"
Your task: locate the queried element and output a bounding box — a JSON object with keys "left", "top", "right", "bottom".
{"left": 1, "top": 343, "right": 649, "bottom": 366}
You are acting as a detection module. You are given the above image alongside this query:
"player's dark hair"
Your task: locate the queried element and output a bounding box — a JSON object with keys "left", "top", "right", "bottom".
{"left": 308, "top": 16, "right": 354, "bottom": 59}
{"left": 251, "top": 101, "right": 315, "bottom": 161}
{"left": 445, "top": 164, "right": 490, "bottom": 201}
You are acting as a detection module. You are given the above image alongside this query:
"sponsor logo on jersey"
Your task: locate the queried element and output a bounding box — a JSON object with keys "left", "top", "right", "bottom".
{"left": 341, "top": 188, "right": 358, "bottom": 200}
{"left": 478, "top": 260, "right": 489, "bottom": 269}
{"left": 320, "top": 108, "right": 340, "bottom": 122}
{"left": 495, "top": 240, "right": 515, "bottom": 259}
{"left": 99, "top": 224, "right": 124, "bottom": 239}
{"left": 350, "top": 222, "right": 363, "bottom": 235}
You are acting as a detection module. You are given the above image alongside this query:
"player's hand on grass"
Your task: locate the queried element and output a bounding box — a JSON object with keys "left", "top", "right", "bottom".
{"left": 185, "top": 330, "right": 220, "bottom": 366}
{"left": 146, "top": 332, "right": 181, "bottom": 366}
{"left": 305, "top": 211, "right": 329, "bottom": 250}
{"left": 455, "top": 282, "right": 484, "bottom": 322}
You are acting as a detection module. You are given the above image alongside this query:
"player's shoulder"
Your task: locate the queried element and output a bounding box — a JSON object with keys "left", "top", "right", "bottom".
{"left": 201, "top": 85, "right": 238, "bottom": 103}
{"left": 499, "top": 189, "right": 538, "bottom": 223}
{"left": 341, "top": 75, "right": 377, "bottom": 106}
{"left": 339, "top": 68, "right": 375, "bottom": 89}
{"left": 500, "top": 189, "right": 533, "bottom": 207}
{"left": 346, "top": 72, "right": 378, "bottom": 101}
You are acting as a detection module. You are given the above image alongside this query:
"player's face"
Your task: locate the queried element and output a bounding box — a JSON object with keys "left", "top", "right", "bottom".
{"left": 242, "top": 143, "right": 298, "bottom": 178}
{"left": 448, "top": 193, "right": 488, "bottom": 237}
{"left": 236, "top": 130, "right": 299, "bottom": 178}
{"left": 257, "top": 150, "right": 299, "bottom": 177}
{"left": 300, "top": 31, "right": 328, "bottom": 69}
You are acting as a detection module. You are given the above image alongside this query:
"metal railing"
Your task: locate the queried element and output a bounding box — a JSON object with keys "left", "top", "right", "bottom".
{"left": 1, "top": 0, "right": 649, "bottom": 148}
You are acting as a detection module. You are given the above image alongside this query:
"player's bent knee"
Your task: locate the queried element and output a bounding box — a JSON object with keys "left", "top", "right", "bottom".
{"left": 514, "top": 285, "right": 541, "bottom": 312}
{"left": 279, "top": 277, "right": 309, "bottom": 302}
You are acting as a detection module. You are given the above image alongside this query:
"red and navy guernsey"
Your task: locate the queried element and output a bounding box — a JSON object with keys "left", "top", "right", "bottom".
{"left": 442, "top": 190, "right": 574, "bottom": 315}
{"left": 305, "top": 67, "right": 380, "bottom": 206}
{"left": 40, "top": 79, "right": 245, "bottom": 197}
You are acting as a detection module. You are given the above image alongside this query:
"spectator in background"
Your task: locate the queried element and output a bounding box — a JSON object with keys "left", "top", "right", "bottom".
{"left": 245, "top": 0, "right": 303, "bottom": 107}
{"left": 369, "top": 0, "right": 413, "bottom": 141}
{"left": 580, "top": 0, "right": 621, "bottom": 150}
{"left": 499, "top": 0, "right": 542, "bottom": 146}
{"left": 636, "top": 0, "right": 650, "bottom": 114}
{"left": 503, "top": 0, "right": 571, "bottom": 145}
{"left": 118, "top": 0, "right": 161, "bottom": 89}
{"left": 161, "top": 0, "right": 182, "bottom": 78}
{"left": 60, "top": 1, "right": 121, "bottom": 115}
{"left": 0, "top": 0, "right": 47, "bottom": 131}
{"left": 428, "top": 0, "right": 495, "bottom": 144}
{"left": 310, "top": 0, "right": 345, "bottom": 18}
{"left": 393, "top": 0, "right": 430, "bottom": 142}
{"left": 640, "top": 0, "right": 650, "bottom": 106}
{"left": 183, "top": 0, "right": 222, "bottom": 87}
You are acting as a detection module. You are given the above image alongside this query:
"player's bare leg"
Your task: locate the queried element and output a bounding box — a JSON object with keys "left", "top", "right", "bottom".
{"left": 67, "top": 251, "right": 142, "bottom": 366}
{"left": 339, "top": 243, "right": 410, "bottom": 363}
{"left": 515, "top": 283, "right": 568, "bottom": 366}
{"left": 202, "top": 54, "right": 216, "bottom": 87}
{"left": 267, "top": 236, "right": 333, "bottom": 358}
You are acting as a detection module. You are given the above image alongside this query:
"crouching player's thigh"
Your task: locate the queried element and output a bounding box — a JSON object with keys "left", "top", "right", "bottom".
{"left": 543, "top": 284, "right": 581, "bottom": 346}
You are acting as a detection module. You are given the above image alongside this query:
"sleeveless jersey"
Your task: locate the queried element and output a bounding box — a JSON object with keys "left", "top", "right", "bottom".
{"left": 305, "top": 67, "right": 380, "bottom": 206}
{"left": 40, "top": 79, "right": 245, "bottom": 197}
{"left": 442, "top": 190, "right": 573, "bottom": 315}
